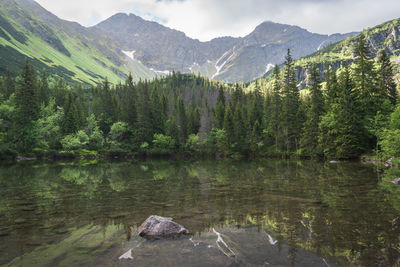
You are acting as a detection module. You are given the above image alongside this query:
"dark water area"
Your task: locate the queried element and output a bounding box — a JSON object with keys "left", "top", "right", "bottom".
{"left": 0, "top": 159, "right": 399, "bottom": 266}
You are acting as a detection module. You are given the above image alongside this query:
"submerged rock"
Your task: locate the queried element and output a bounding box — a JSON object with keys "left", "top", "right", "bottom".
{"left": 138, "top": 215, "right": 188, "bottom": 239}
{"left": 391, "top": 178, "right": 400, "bottom": 185}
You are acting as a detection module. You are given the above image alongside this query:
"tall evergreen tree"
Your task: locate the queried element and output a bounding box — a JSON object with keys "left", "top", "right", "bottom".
{"left": 150, "top": 86, "right": 165, "bottom": 134}
{"left": 214, "top": 85, "right": 225, "bottom": 129}
{"left": 300, "top": 64, "right": 324, "bottom": 156}
{"left": 38, "top": 72, "right": 50, "bottom": 105}
{"left": 61, "top": 92, "right": 79, "bottom": 135}
{"left": 136, "top": 82, "right": 153, "bottom": 144}
{"left": 4, "top": 70, "right": 15, "bottom": 98}
{"left": 377, "top": 50, "right": 397, "bottom": 106}
{"left": 13, "top": 60, "right": 40, "bottom": 152}
{"left": 269, "top": 65, "right": 282, "bottom": 150}
{"left": 122, "top": 73, "right": 138, "bottom": 127}
{"left": 320, "top": 67, "right": 364, "bottom": 158}
{"left": 324, "top": 65, "right": 339, "bottom": 110}
{"left": 353, "top": 33, "right": 377, "bottom": 116}
{"left": 223, "top": 103, "right": 235, "bottom": 145}
{"left": 177, "top": 96, "right": 188, "bottom": 142}
{"left": 281, "top": 49, "right": 300, "bottom": 153}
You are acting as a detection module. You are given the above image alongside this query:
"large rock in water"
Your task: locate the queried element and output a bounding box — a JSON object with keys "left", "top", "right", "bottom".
{"left": 138, "top": 215, "right": 188, "bottom": 239}
{"left": 391, "top": 178, "right": 400, "bottom": 185}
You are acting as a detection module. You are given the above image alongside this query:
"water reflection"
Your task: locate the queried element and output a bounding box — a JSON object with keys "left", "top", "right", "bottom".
{"left": 0, "top": 159, "right": 399, "bottom": 266}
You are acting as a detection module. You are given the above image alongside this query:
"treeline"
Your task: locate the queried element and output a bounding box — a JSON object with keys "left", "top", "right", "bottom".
{"left": 0, "top": 33, "right": 399, "bottom": 160}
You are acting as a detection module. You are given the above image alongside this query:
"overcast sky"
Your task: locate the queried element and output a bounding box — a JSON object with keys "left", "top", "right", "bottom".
{"left": 34, "top": 0, "right": 400, "bottom": 41}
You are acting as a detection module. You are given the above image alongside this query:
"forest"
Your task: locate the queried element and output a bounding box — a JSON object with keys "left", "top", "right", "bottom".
{"left": 0, "top": 34, "right": 399, "bottom": 161}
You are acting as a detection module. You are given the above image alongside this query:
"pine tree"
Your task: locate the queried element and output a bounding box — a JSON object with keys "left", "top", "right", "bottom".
{"left": 187, "top": 105, "right": 200, "bottom": 135}
{"left": 233, "top": 104, "right": 247, "bottom": 152}
{"left": 136, "top": 82, "right": 153, "bottom": 144}
{"left": 38, "top": 72, "right": 50, "bottom": 105}
{"left": 223, "top": 103, "right": 235, "bottom": 146}
{"left": 214, "top": 85, "right": 225, "bottom": 129}
{"left": 150, "top": 86, "right": 165, "bottom": 134}
{"left": 281, "top": 49, "right": 300, "bottom": 153}
{"left": 320, "top": 67, "right": 364, "bottom": 158}
{"left": 4, "top": 70, "right": 15, "bottom": 98}
{"left": 353, "top": 33, "right": 377, "bottom": 116}
{"left": 232, "top": 83, "right": 243, "bottom": 106}
{"left": 61, "top": 92, "right": 79, "bottom": 135}
{"left": 377, "top": 50, "right": 397, "bottom": 106}
{"left": 250, "top": 120, "right": 261, "bottom": 154}
{"left": 248, "top": 83, "right": 263, "bottom": 131}
{"left": 13, "top": 60, "right": 40, "bottom": 152}
{"left": 300, "top": 64, "right": 324, "bottom": 156}
{"left": 177, "top": 96, "right": 187, "bottom": 142}
{"left": 269, "top": 65, "right": 282, "bottom": 150}
{"left": 324, "top": 65, "right": 340, "bottom": 110}
{"left": 122, "top": 73, "right": 138, "bottom": 127}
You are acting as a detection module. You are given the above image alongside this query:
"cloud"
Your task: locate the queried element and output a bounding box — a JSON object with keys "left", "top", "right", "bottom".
{"left": 34, "top": 0, "right": 400, "bottom": 41}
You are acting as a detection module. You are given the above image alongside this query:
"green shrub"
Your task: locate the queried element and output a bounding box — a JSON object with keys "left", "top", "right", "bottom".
{"left": 379, "top": 129, "right": 400, "bottom": 158}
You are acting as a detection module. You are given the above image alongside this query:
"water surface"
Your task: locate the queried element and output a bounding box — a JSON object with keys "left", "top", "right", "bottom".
{"left": 0, "top": 159, "right": 399, "bottom": 266}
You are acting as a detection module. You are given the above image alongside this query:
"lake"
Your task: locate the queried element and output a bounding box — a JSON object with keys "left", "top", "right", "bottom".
{"left": 0, "top": 159, "right": 399, "bottom": 266}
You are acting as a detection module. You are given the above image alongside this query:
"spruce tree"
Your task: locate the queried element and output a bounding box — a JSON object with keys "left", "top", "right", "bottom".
{"left": 233, "top": 104, "right": 247, "bottom": 152}
{"left": 13, "top": 60, "right": 40, "bottom": 152}
{"left": 177, "top": 96, "right": 187, "bottom": 142}
{"left": 377, "top": 50, "right": 397, "bottom": 106}
{"left": 281, "top": 49, "right": 300, "bottom": 153}
{"left": 136, "top": 82, "right": 153, "bottom": 144}
{"left": 223, "top": 103, "right": 235, "bottom": 146}
{"left": 150, "top": 86, "right": 165, "bottom": 134}
{"left": 4, "top": 70, "right": 15, "bottom": 98}
{"left": 123, "top": 73, "right": 138, "bottom": 127}
{"left": 300, "top": 64, "right": 324, "bottom": 156}
{"left": 61, "top": 92, "right": 79, "bottom": 135}
{"left": 214, "top": 85, "right": 225, "bottom": 129}
{"left": 269, "top": 65, "right": 282, "bottom": 150}
{"left": 353, "top": 33, "right": 377, "bottom": 116}
{"left": 324, "top": 65, "right": 339, "bottom": 110}
{"left": 38, "top": 72, "right": 50, "bottom": 105}
{"left": 320, "top": 67, "right": 364, "bottom": 158}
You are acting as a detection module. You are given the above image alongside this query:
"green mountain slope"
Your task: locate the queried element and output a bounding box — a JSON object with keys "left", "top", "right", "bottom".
{"left": 249, "top": 18, "right": 400, "bottom": 91}
{"left": 0, "top": 0, "right": 156, "bottom": 84}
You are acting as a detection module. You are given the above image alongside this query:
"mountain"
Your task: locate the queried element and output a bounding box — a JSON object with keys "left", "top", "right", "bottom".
{"left": 0, "top": 0, "right": 156, "bottom": 84}
{"left": 254, "top": 17, "right": 400, "bottom": 90}
{"left": 95, "top": 14, "right": 356, "bottom": 82}
{"left": 0, "top": 0, "right": 356, "bottom": 84}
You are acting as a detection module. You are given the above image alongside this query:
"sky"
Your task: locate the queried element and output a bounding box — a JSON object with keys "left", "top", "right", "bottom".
{"left": 34, "top": 0, "right": 400, "bottom": 42}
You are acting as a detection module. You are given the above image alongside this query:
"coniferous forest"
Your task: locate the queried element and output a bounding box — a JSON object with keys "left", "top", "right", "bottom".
{"left": 0, "top": 34, "right": 398, "bottom": 161}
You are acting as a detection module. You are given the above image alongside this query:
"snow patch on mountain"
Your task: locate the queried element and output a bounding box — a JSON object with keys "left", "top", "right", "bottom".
{"left": 212, "top": 49, "right": 236, "bottom": 79}
{"left": 265, "top": 63, "right": 274, "bottom": 73}
{"left": 189, "top": 62, "right": 199, "bottom": 72}
{"left": 122, "top": 50, "right": 136, "bottom": 60}
{"left": 150, "top": 68, "right": 170, "bottom": 76}
{"left": 317, "top": 39, "right": 328, "bottom": 51}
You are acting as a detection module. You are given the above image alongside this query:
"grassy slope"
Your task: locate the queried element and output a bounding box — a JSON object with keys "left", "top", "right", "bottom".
{"left": 0, "top": 6, "right": 154, "bottom": 85}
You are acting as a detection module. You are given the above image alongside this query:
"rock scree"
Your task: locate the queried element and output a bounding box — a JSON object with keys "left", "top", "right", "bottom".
{"left": 138, "top": 215, "right": 189, "bottom": 239}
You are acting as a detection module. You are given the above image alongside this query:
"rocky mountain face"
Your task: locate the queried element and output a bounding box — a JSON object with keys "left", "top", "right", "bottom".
{"left": 0, "top": 0, "right": 357, "bottom": 84}
{"left": 293, "top": 18, "right": 400, "bottom": 89}
{"left": 95, "top": 14, "right": 356, "bottom": 82}
{"left": 248, "top": 18, "right": 400, "bottom": 91}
